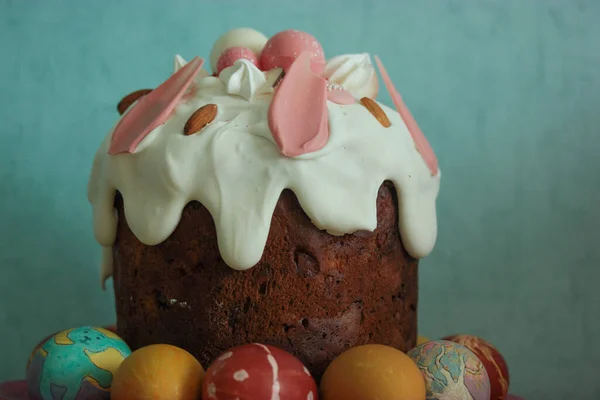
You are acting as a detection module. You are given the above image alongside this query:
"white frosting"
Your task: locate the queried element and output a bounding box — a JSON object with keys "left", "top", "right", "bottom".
{"left": 323, "top": 53, "right": 378, "bottom": 99}
{"left": 218, "top": 59, "right": 267, "bottom": 100}
{"left": 88, "top": 58, "right": 440, "bottom": 283}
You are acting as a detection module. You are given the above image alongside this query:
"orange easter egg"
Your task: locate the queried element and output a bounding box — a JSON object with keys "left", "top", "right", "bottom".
{"left": 320, "top": 344, "right": 425, "bottom": 400}
{"left": 111, "top": 344, "right": 204, "bottom": 400}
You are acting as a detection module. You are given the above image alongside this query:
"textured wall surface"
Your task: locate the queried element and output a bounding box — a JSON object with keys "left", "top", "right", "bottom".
{"left": 1, "top": 0, "right": 599, "bottom": 397}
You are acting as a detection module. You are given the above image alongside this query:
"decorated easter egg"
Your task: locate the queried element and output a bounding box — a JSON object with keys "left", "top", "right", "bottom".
{"left": 26, "top": 325, "right": 119, "bottom": 372}
{"left": 260, "top": 30, "right": 325, "bottom": 73}
{"left": 443, "top": 334, "right": 510, "bottom": 400}
{"left": 408, "top": 340, "right": 491, "bottom": 400}
{"left": 111, "top": 344, "right": 204, "bottom": 400}
{"left": 417, "top": 335, "right": 430, "bottom": 345}
{"left": 216, "top": 46, "right": 259, "bottom": 74}
{"left": 26, "top": 326, "right": 131, "bottom": 400}
{"left": 203, "top": 343, "right": 318, "bottom": 400}
{"left": 26, "top": 333, "right": 56, "bottom": 372}
{"left": 320, "top": 344, "right": 426, "bottom": 400}
{"left": 210, "top": 28, "right": 268, "bottom": 73}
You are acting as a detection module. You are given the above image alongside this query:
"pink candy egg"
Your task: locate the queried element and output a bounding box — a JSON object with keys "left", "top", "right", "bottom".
{"left": 203, "top": 343, "right": 318, "bottom": 400}
{"left": 209, "top": 28, "right": 268, "bottom": 73}
{"left": 216, "top": 47, "right": 259, "bottom": 74}
{"left": 260, "top": 30, "right": 325, "bottom": 74}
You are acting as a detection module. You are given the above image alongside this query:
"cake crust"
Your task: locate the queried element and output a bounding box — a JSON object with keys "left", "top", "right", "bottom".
{"left": 112, "top": 181, "right": 417, "bottom": 380}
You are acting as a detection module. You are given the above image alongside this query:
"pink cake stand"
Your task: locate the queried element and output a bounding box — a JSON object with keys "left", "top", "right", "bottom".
{"left": 1, "top": 378, "right": 527, "bottom": 400}
{"left": 0, "top": 380, "right": 27, "bottom": 400}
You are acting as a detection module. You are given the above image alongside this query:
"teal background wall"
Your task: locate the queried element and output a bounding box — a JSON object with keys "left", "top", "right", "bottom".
{"left": 1, "top": 0, "right": 599, "bottom": 398}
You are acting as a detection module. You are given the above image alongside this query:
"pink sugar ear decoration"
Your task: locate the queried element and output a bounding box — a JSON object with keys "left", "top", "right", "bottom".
{"left": 0, "top": 380, "right": 27, "bottom": 400}
{"left": 108, "top": 56, "right": 204, "bottom": 155}
{"left": 268, "top": 51, "right": 329, "bottom": 157}
{"left": 327, "top": 83, "right": 356, "bottom": 105}
{"left": 374, "top": 56, "right": 439, "bottom": 176}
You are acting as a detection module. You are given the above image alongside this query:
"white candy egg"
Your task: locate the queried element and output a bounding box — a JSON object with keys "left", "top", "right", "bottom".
{"left": 209, "top": 28, "right": 268, "bottom": 73}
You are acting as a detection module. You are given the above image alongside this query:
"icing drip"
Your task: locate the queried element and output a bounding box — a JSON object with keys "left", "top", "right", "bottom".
{"left": 218, "top": 59, "right": 267, "bottom": 100}
{"left": 88, "top": 61, "right": 440, "bottom": 283}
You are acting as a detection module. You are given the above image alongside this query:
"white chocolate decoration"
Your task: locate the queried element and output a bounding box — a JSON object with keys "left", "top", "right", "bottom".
{"left": 323, "top": 53, "right": 379, "bottom": 99}
{"left": 218, "top": 59, "right": 268, "bottom": 100}
{"left": 209, "top": 28, "right": 268, "bottom": 73}
{"left": 88, "top": 55, "right": 440, "bottom": 284}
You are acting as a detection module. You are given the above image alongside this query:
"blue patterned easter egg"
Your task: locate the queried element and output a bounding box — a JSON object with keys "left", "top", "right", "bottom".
{"left": 408, "top": 340, "right": 491, "bottom": 400}
{"left": 26, "top": 326, "right": 131, "bottom": 400}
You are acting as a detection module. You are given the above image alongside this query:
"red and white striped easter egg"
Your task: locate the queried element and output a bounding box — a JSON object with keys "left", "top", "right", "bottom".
{"left": 203, "top": 343, "right": 318, "bottom": 400}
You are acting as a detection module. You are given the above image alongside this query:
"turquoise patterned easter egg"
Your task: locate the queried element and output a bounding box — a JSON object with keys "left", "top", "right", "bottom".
{"left": 26, "top": 326, "right": 131, "bottom": 400}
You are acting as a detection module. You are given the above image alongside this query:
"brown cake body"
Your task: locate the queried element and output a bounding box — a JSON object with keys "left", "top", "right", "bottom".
{"left": 112, "top": 181, "right": 418, "bottom": 380}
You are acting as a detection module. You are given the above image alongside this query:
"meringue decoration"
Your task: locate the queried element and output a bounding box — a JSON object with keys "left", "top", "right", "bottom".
{"left": 374, "top": 56, "right": 438, "bottom": 175}
{"left": 216, "top": 46, "right": 259, "bottom": 75}
{"left": 173, "top": 54, "right": 187, "bottom": 73}
{"left": 209, "top": 28, "right": 268, "bottom": 73}
{"left": 268, "top": 51, "right": 329, "bottom": 157}
{"left": 323, "top": 53, "right": 379, "bottom": 99}
{"left": 260, "top": 30, "right": 326, "bottom": 74}
{"left": 219, "top": 59, "right": 267, "bottom": 100}
{"left": 108, "top": 56, "right": 204, "bottom": 155}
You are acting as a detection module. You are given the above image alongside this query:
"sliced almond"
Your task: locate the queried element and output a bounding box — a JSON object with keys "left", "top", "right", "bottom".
{"left": 184, "top": 104, "right": 218, "bottom": 135}
{"left": 272, "top": 69, "right": 285, "bottom": 88}
{"left": 117, "top": 89, "right": 152, "bottom": 115}
{"left": 360, "top": 97, "right": 391, "bottom": 128}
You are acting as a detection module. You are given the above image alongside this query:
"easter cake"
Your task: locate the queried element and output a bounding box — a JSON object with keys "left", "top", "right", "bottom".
{"left": 87, "top": 28, "right": 441, "bottom": 380}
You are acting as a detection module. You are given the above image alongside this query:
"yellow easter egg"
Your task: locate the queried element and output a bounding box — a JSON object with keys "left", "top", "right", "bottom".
{"left": 417, "top": 335, "right": 430, "bottom": 345}
{"left": 320, "top": 344, "right": 426, "bottom": 400}
{"left": 111, "top": 344, "right": 204, "bottom": 400}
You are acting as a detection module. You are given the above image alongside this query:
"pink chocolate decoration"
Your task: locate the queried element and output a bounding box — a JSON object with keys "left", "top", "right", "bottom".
{"left": 374, "top": 56, "right": 439, "bottom": 176}
{"left": 203, "top": 344, "right": 318, "bottom": 400}
{"left": 260, "top": 30, "right": 325, "bottom": 74}
{"left": 327, "top": 85, "right": 356, "bottom": 105}
{"left": 0, "top": 380, "right": 28, "bottom": 400}
{"left": 108, "top": 57, "right": 204, "bottom": 155}
{"left": 216, "top": 46, "right": 259, "bottom": 74}
{"left": 268, "top": 51, "right": 329, "bottom": 157}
